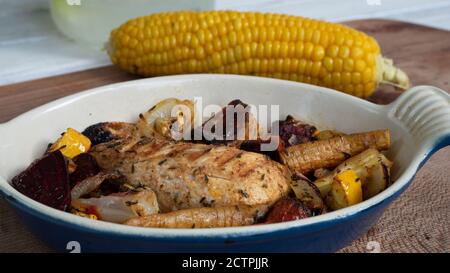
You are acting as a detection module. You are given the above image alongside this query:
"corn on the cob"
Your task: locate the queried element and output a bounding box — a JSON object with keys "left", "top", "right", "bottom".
{"left": 107, "top": 11, "right": 410, "bottom": 98}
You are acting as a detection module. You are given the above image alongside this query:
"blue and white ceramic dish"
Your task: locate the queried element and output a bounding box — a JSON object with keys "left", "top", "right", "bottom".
{"left": 0, "top": 75, "right": 449, "bottom": 252}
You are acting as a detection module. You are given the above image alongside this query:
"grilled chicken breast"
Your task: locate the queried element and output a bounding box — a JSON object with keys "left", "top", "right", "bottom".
{"left": 89, "top": 124, "right": 291, "bottom": 213}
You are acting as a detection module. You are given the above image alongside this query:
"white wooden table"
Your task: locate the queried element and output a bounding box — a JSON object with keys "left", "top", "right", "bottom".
{"left": 1, "top": 0, "right": 450, "bottom": 86}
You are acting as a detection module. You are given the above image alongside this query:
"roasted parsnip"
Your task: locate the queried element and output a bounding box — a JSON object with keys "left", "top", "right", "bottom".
{"left": 125, "top": 205, "right": 268, "bottom": 228}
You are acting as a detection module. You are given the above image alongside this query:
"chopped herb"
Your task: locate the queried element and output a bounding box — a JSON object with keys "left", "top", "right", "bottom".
{"left": 204, "top": 175, "right": 209, "bottom": 182}
{"left": 238, "top": 189, "right": 249, "bottom": 198}
{"left": 125, "top": 201, "right": 138, "bottom": 206}
{"left": 199, "top": 197, "right": 214, "bottom": 207}
{"left": 158, "top": 159, "right": 167, "bottom": 165}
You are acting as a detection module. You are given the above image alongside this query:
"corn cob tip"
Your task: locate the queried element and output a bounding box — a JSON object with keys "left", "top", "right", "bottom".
{"left": 103, "top": 40, "right": 113, "bottom": 55}
{"left": 378, "top": 56, "right": 411, "bottom": 90}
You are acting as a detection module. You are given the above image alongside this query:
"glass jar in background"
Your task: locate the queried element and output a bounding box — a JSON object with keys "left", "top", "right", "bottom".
{"left": 49, "top": 0, "right": 216, "bottom": 49}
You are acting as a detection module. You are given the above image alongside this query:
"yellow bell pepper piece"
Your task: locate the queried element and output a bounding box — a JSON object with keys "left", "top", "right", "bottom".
{"left": 49, "top": 128, "right": 91, "bottom": 159}
{"left": 326, "top": 169, "right": 363, "bottom": 210}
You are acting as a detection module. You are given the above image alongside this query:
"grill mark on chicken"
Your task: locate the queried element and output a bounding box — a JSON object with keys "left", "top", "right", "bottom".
{"left": 186, "top": 148, "right": 212, "bottom": 162}
{"left": 164, "top": 143, "right": 192, "bottom": 158}
{"left": 137, "top": 141, "right": 169, "bottom": 158}
{"left": 238, "top": 165, "right": 257, "bottom": 178}
{"left": 214, "top": 149, "right": 242, "bottom": 166}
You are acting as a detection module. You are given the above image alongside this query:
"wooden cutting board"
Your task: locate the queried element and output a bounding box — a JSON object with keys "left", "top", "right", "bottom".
{"left": 0, "top": 19, "right": 449, "bottom": 253}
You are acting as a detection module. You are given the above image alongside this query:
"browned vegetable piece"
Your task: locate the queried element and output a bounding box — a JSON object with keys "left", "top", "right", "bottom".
{"left": 69, "top": 153, "right": 100, "bottom": 188}
{"left": 70, "top": 171, "right": 123, "bottom": 200}
{"left": 313, "top": 168, "right": 332, "bottom": 179}
{"left": 11, "top": 151, "right": 70, "bottom": 211}
{"left": 263, "top": 197, "right": 312, "bottom": 223}
{"left": 363, "top": 161, "right": 391, "bottom": 200}
{"left": 194, "top": 99, "right": 260, "bottom": 146}
{"left": 280, "top": 129, "right": 390, "bottom": 174}
{"left": 125, "top": 205, "right": 268, "bottom": 228}
{"left": 239, "top": 135, "right": 281, "bottom": 161}
{"left": 315, "top": 130, "right": 345, "bottom": 141}
{"left": 290, "top": 174, "right": 324, "bottom": 214}
{"left": 279, "top": 115, "right": 317, "bottom": 147}
{"left": 82, "top": 122, "right": 137, "bottom": 146}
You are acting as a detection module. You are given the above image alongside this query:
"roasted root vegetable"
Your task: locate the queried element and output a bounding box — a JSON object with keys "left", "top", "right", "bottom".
{"left": 314, "top": 130, "right": 345, "bottom": 141}
{"left": 264, "top": 197, "right": 311, "bottom": 223}
{"left": 71, "top": 190, "right": 160, "bottom": 223}
{"left": 108, "top": 11, "right": 410, "bottom": 98}
{"left": 280, "top": 129, "right": 390, "bottom": 174}
{"left": 69, "top": 153, "right": 100, "bottom": 188}
{"left": 314, "top": 148, "right": 392, "bottom": 198}
{"left": 325, "top": 169, "right": 362, "bottom": 210}
{"left": 11, "top": 151, "right": 70, "bottom": 210}
{"left": 125, "top": 205, "right": 268, "bottom": 228}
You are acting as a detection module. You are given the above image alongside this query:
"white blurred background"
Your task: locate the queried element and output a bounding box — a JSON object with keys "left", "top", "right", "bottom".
{"left": 1, "top": 0, "right": 450, "bottom": 85}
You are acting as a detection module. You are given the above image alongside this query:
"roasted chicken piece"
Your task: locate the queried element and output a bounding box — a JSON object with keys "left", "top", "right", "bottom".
{"left": 88, "top": 123, "right": 291, "bottom": 215}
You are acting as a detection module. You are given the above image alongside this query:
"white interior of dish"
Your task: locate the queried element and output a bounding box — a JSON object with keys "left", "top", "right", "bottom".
{"left": 0, "top": 75, "right": 435, "bottom": 237}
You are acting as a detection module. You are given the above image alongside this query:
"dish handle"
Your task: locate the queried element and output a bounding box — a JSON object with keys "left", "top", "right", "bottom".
{"left": 387, "top": 85, "right": 450, "bottom": 158}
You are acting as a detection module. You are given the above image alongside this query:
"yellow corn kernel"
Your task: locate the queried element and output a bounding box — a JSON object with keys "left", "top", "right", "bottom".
{"left": 49, "top": 128, "right": 91, "bottom": 159}
{"left": 108, "top": 11, "right": 409, "bottom": 98}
